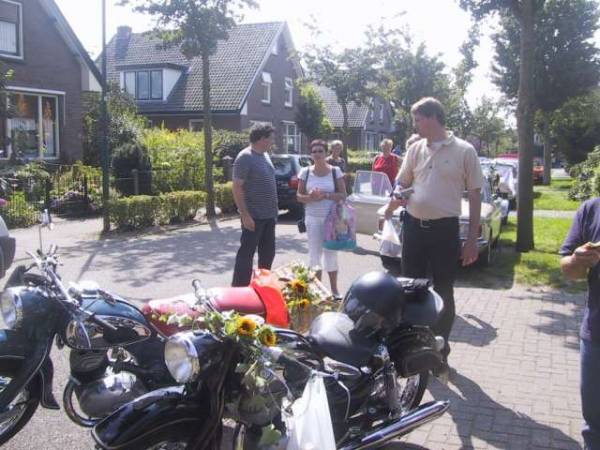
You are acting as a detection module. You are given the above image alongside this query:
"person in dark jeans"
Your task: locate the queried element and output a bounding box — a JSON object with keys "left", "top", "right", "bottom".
{"left": 384, "top": 97, "right": 483, "bottom": 375}
{"left": 231, "top": 124, "right": 278, "bottom": 287}
{"left": 560, "top": 197, "right": 600, "bottom": 450}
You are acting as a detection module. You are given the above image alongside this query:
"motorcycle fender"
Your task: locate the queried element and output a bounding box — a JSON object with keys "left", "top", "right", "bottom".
{"left": 38, "top": 357, "right": 59, "bottom": 409}
{"left": 0, "top": 334, "right": 51, "bottom": 409}
{"left": 92, "top": 386, "right": 209, "bottom": 450}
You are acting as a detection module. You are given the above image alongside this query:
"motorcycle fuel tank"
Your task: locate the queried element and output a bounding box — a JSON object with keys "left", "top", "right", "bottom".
{"left": 64, "top": 297, "right": 152, "bottom": 350}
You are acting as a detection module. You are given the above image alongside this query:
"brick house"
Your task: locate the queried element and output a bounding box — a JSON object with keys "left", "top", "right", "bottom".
{"left": 317, "top": 85, "right": 394, "bottom": 151}
{"left": 104, "top": 22, "right": 304, "bottom": 153}
{"left": 0, "top": 0, "right": 101, "bottom": 163}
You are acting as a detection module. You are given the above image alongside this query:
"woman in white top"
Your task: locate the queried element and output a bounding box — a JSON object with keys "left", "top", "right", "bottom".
{"left": 297, "top": 139, "right": 347, "bottom": 298}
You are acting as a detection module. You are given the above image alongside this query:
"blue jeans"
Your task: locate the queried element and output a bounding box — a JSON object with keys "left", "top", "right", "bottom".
{"left": 581, "top": 338, "right": 600, "bottom": 450}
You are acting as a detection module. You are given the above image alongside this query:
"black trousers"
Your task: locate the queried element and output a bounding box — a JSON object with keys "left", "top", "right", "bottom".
{"left": 232, "top": 218, "right": 276, "bottom": 287}
{"left": 401, "top": 213, "right": 460, "bottom": 358}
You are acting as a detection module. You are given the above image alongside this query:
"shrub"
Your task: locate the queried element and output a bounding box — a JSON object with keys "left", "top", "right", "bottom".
{"left": 161, "top": 191, "right": 206, "bottom": 223}
{"left": 345, "top": 172, "right": 355, "bottom": 194}
{"left": 214, "top": 182, "right": 236, "bottom": 213}
{"left": 347, "top": 150, "right": 373, "bottom": 172}
{"left": 112, "top": 141, "right": 152, "bottom": 196}
{"left": 3, "top": 192, "right": 39, "bottom": 228}
{"left": 108, "top": 191, "right": 207, "bottom": 230}
{"left": 568, "top": 147, "right": 600, "bottom": 201}
{"left": 213, "top": 129, "right": 248, "bottom": 165}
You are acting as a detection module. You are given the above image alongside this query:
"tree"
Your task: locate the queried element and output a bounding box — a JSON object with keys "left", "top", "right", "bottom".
{"left": 460, "top": 0, "right": 544, "bottom": 252}
{"left": 492, "top": 0, "right": 600, "bottom": 184}
{"left": 470, "top": 97, "right": 506, "bottom": 156}
{"left": 366, "top": 26, "right": 453, "bottom": 145}
{"left": 304, "top": 46, "right": 376, "bottom": 158}
{"left": 119, "top": 0, "right": 257, "bottom": 218}
{"left": 295, "top": 82, "right": 332, "bottom": 146}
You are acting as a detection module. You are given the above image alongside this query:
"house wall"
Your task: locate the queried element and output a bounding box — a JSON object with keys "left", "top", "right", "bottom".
{"left": 244, "top": 32, "right": 300, "bottom": 153}
{"left": 364, "top": 96, "right": 394, "bottom": 140}
{"left": 1, "top": 0, "right": 85, "bottom": 163}
{"left": 328, "top": 129, "right": 364, "bottom": 151}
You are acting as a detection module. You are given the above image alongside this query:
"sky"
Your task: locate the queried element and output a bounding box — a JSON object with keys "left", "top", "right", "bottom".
{"left": 55, "top": 0, "right": 600, "bottom": 109}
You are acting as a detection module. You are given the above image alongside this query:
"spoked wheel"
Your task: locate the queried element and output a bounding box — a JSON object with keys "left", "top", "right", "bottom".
{"left": 397, "top": 371, "right": 429, "bottom": 413}
{"left": 0, "top": 366, "right": 41, "bottom": 446}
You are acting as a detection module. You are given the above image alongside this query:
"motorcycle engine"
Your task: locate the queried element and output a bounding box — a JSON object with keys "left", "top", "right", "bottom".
{"left": 233, "top": 376, "right": 287, "bottom": 426}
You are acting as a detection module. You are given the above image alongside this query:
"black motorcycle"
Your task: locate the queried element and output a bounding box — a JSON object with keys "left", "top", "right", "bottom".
{"left": 0, "top": 240, "right": 176, "bottom": 446}
{"left": 92, "top": 271, "right": 450, "bottom": 450}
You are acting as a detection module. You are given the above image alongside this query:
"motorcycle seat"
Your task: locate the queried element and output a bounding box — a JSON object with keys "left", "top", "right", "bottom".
{"left": 208, "top": 287, "right": 266, "bottom": 315}
{"left": 308, "top": 312, "right": 379, "bottom": 368}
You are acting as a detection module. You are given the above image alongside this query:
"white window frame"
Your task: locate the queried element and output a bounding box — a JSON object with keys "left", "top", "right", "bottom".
{"left": 123, "top": 70, "right": 163, "bottom": 100}
{"left": 282, "top": 121, "right": 299, "bottom": 153}
{"left": 366, "top": 132, "right": 377, "bottom": 151}
{"left": 379, "top": 104, "right": 384, "bottom": 123}
{"left": 0, "top": 0, "right": 23, "bottom": 60}
{"left": 284, "top": 77, "right": 293, "bottom": 107}
{"left": 189, "top": 119, "right": 204, "bottom": 132}
{"left": 2, "top": 89, "right": 62, "bottom": 160}
{"left": 368, "top": 107, "right": 374, "bottom": 122}
{"left": 261, "top": 72, "right": 272, "bottom": 104}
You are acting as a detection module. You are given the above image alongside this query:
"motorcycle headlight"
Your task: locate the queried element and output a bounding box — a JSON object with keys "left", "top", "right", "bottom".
{"left": 165, "top": 333, "right": 199, "bottom": 383}
{"left": 1, "top": 288, "right": 23, "bottom": 330}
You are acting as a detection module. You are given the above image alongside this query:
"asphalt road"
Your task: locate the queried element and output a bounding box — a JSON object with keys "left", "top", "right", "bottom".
{"left": 2, "top": 214, "right": 390, "bottom": 450}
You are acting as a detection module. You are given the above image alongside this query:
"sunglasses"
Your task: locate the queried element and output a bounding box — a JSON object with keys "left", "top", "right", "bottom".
{"left": 311, "top": 148, "right": 325, "bottom": 153}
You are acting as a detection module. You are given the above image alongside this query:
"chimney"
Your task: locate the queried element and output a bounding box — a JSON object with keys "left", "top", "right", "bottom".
{"left": 117, "top": 26, "right": 132, "bottom": 39}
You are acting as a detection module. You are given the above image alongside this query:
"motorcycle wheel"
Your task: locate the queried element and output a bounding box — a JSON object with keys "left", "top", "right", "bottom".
{"left": 398, "top": 371, "right": 429, "bottom": 412}
{"left": 0, "top": 364, "right": 41, "bottom": 446}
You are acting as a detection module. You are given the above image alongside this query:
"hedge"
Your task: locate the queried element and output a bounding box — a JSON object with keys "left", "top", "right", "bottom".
{"left": 108, "top": 191, "right": 206, "bottom": 230}
{"left": 214, "top": 182, "right": 236, "bottom": 214}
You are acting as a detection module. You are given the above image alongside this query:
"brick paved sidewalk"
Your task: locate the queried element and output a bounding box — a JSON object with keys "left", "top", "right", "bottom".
{"left": 396, "top": 285, "right": 585, "bottom": 450}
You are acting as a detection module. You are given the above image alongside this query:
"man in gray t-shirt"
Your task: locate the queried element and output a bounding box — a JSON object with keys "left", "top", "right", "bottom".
{"left": 231, "top": 124, "right": 278, "bottom": 286}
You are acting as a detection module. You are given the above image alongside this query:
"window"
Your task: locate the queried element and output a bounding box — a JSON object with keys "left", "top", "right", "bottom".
{"left": 379, "top": 104, "right": 384, "bottom": 122}
{"left": 123, "top": 70, "right": 163, "bottom": 100}
{"left": 366, "top": 132, "right": 377, "bottom": 151}
{"left": 261, "top": 72, "right": 272, "bottom": 104}
{"left": 368, "top": 107, "right": 374, "bottom": 122}
{"left": 4, "top": 92, "right": 60, "bottom": 159}
{"left": 0, "top": 0, "right": 22, "bottom": 59}
{"left": 284, "top": 77, "right": 293, "bottom": 107}
{"left": 189, "top": 119, "right": 203, "bottom": 132}
{"left": 282, "top": 122, "right": 299, "bottom": 153}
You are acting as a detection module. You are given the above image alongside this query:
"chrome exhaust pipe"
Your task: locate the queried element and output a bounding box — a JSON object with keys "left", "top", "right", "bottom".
{"left": 339, "top": 400, "right": 449, "bottom": 450}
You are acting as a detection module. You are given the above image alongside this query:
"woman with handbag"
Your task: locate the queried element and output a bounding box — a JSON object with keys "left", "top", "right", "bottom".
{"left": 297, "top": 139, "right": 347, "bottom": 299}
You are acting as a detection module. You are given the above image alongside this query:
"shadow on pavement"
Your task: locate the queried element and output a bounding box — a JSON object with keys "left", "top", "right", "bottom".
{"left": 452, "top": 314, "right": 498, "bottom": 348}
{"left": 429, "top": 371, "right": 581, "bottom": 450}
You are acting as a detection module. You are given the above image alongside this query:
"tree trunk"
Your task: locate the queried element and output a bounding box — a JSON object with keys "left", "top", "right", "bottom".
{"left": 341, "top": 101, "right": 349, "bottom": 161}
{"left": 542, "top": 110, "right": 552, "bottom": 185}
{"left": 202, "top": 51, "right": 216, "bottom": 219}
{"left": 516, "top": 0, "right": 536, "bottom": 252}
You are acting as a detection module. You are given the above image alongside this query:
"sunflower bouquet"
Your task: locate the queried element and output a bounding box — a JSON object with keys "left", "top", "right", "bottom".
{"left": 279, "top": 263, "right": 338, "bottom": 333}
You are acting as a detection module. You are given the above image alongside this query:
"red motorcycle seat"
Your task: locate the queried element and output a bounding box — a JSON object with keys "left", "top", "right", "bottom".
{"left": 209, "top": 287, "right": 266, "bottom": 315}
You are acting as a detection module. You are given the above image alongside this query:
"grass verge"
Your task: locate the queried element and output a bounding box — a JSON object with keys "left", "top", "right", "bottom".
{"left": 533, "top": 178, "right": 580, "bottom": 211}
{"left": 457, "top": 216, "right": 586, "bottom": 292}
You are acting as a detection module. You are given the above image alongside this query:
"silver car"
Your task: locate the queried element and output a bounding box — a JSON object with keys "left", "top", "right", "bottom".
{"left": 374, "top": 175, "right": 503, "bottom": 267}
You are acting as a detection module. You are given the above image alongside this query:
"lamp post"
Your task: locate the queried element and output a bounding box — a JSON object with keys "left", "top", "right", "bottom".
{"left": 101, "top": 0, "right": 110, "bottom": 232}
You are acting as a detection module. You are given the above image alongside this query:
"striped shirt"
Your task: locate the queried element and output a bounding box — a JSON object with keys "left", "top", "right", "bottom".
{"left": 299, "top": 166, "right": 344, "bottom": 218}
{"left": 233, "top": 147, "right": 278, "bottom": 219}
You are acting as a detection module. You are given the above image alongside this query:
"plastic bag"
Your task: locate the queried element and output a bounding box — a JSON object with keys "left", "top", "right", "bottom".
{"left": 381, "top": 219, "right": 400, "bottom": 245}
{"left": 379, "top": 219, "right": 402, "bottom": 258}
{"left": 285, "top": 374, "right": 336, "bottom": 450}
{"left": 323, "top": 202, "right": 357, "bottom": 251}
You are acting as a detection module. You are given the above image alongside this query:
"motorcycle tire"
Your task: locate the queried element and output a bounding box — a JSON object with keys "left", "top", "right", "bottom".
{"left": 399, "top": 371, "right": 429, "bottom": 412}
{"left": 0, "top": 362, "right": 41, "bottom": 446}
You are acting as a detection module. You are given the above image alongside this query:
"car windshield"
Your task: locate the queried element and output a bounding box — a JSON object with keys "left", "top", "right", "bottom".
{"left": 271, "top": 157, "right": 293, "bottom": 176}
{"left": 353, "top": 170, "right": 393, "bottom": 197}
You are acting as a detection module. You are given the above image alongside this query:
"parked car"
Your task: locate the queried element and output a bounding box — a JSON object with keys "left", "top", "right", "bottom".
{"left": 533, "top": 157, "right": 544, "bottom": 184}
{"left": 270, "top": 154, "right": 313, "bottom": 217}
{"left": 0, "top": 213, "right": 15, "bottom": 279}
{"left": 494, "top": 158, "right": 519, "bottom": 209}
{"left": 347, "top": 170, "right": 394, "bottom": 234}
{"left": 374, "top": 173, "right": 503, "bottom": 269}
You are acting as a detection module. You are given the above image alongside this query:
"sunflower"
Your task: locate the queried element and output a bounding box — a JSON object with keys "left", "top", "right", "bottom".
{"left": 236, "top": 316, "right": 257, "bottom": 337}
{"left": 289, "top": 279, "right": 308, "bottom": 295}
{"left": 299, "top": 298, "right": 310, "bottom": 309}
{"left": 258, "top": 327, "right": 277, "bottom": 347}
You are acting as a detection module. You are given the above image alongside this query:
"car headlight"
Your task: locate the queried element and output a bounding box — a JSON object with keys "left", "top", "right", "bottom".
{"left": 165, "top": 332, "right": 200, "bottom": 383}
{"left": 1, "top": 288, "right": 23, "bottom": 330}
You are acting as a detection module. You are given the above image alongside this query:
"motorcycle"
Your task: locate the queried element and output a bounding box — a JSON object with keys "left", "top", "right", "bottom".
{"left": 0, "top": 214, "right": 289, "bottom": 445}
{"left": 92, "top": 271, "right": 450, "bottom": 450}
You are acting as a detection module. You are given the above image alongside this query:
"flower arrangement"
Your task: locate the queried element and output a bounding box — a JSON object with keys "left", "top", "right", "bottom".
{"left": 280, "top": 263, "right": 338, "bottom": 332}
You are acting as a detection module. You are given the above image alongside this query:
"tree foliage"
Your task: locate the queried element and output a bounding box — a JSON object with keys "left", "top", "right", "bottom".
{"left": 470, "top": 97, "right": 506, "bottom": 155}
{"left": 118, "top": 0, "right": 256, "bottom": 218}
{"left": 295, "top": 82, "right": 332, "bottom": 144}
